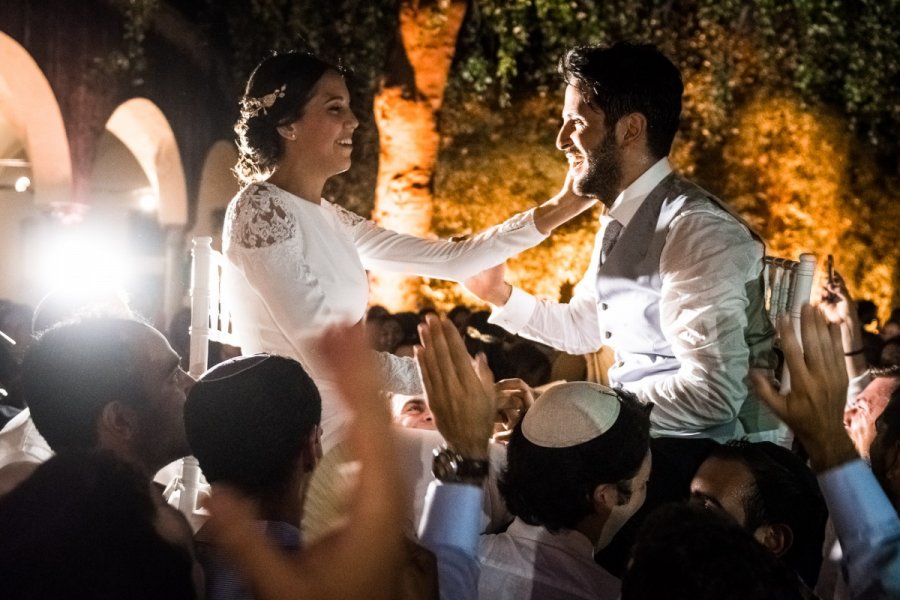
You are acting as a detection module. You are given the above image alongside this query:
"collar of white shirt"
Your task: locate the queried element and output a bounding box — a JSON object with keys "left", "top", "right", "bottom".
{"left": 607, "top": 157, "right": 672, "bottom": 227}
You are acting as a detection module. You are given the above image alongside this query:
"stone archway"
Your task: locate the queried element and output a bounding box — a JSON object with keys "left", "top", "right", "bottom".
{"left": 104, "top": 98, "right": 188, "bottom": 226}
{"left": 0, "top": 31, "right": 73, "bottom": 303}
{"left": 0, "top": 31, "right": 73, "bottom": 206}
{"left": 103, "top": 98, "right": 189, "bottom": 325}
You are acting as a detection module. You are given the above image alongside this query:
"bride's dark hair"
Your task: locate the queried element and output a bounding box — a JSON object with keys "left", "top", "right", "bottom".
{"left": 234, "top": 52, "right": 347, "bottom": 183}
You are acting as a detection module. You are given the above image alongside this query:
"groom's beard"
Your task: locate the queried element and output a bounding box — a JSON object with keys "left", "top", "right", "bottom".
{"left": 574, "top": 133, "right": 622, "bottom": 207}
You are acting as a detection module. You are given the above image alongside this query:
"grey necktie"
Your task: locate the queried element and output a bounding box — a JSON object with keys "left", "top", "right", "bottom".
{"left": 600, "top": 219, "right": 623, "bottom": 264}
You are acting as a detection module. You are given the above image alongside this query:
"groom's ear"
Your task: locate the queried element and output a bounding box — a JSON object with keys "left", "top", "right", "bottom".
{"left": 617, "top": 112, "right": 647, "bottom": 148}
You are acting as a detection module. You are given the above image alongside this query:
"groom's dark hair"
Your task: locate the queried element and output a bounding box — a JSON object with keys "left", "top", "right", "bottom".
{"left": 560, "top": 41, "right": 683, "bottom": 159}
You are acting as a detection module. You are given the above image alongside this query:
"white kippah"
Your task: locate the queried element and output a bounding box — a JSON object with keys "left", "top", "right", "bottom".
{"left": 521, "top": 381, "right": 622, "bottom": 448}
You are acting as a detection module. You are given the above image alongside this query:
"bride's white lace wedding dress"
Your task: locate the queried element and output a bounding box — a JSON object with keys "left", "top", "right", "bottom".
{"left": 222, "top": 181, "right": 547, "bottom": 448}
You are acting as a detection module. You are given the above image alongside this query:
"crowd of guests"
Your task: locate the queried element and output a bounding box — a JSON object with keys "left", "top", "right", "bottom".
{"left": 0, "top": 277, "right": 897, "bottom": 599}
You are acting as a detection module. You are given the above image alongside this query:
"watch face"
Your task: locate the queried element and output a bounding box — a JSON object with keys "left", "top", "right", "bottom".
{"left": 432, "top": 448, "right": 489, "bottom": 482}
{"left": 432, "top": 449, "right": 459, "bottom": 481}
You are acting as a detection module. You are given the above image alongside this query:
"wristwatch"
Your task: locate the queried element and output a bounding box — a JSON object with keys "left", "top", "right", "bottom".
{"left": 432, "top": 446, "right": 490, "bottom": 485}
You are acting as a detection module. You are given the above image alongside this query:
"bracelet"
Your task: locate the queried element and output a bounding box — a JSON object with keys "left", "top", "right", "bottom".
{"left": 844, "top": 348, "right": 865, "bottom": 357}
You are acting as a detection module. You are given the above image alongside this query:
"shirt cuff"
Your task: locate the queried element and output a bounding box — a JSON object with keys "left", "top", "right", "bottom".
{"left": 818, "top": 460, "right": 898, "bottom": 546}
{"left": 418, "top": 481, "right": 484, "bottom": 558}
{"left": 488, "top": 287, "right": 537, "bottom": 333}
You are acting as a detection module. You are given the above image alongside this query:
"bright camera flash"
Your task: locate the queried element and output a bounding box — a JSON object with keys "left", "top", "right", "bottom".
{"left": 138, "top": 191, "right": 158, "bottom": 212}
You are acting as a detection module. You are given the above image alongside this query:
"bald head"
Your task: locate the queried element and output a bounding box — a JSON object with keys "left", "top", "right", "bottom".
{"left": 22, "top": 318, "right": 192, "bottom": 473}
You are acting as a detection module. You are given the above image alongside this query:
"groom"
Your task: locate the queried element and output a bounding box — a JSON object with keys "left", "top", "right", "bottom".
{"left": 466, "top": 41, "right": 775, "bottom": 442}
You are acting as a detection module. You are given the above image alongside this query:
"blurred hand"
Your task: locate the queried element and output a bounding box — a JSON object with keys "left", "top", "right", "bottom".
{"left": 318, "top": 322, "right": 389, "bottom": 424}
{"left": 415, "top": 314, "right": 494, "bottom": 460}
{"left": 493, "top": 378, "right": 536, "bottom": 432}
{"left": 750, "top": 305, "right": 857, "bottom": 472}
{"left": 843, "top": 400, "right": 876, "bottom": 459}
{"left": 472, "top": 351, "right": 497, "bottom": 399}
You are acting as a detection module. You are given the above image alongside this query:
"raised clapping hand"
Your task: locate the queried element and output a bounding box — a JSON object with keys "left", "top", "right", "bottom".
{"left": 750, "top": 304, "right": 858, "bottom": 472}
{"left": 203, "top": 323, "right": 403, "bottom": 600}
{"left": 415, "top": 314, "right": 495, "bottom": 461}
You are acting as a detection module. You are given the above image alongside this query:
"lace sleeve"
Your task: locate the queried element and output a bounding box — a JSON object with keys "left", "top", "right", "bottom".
{"left": 332, "top": 203, "right": 367, "bottom": 229}
{"left": 228, "top": 185, "right": 297, "bottom": 249}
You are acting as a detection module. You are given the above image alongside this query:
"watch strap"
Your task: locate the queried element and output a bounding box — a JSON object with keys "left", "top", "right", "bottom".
{"left": 432, "top": 447, "right": 489, "bottom": 483}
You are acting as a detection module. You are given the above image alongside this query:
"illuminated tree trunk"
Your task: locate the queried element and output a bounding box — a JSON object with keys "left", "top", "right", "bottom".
{"left": 369, "top": 0, "right": 467, "bottom": 310}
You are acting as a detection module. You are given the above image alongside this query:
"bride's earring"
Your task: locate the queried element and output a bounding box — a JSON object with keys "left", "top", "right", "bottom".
{"left": 277, "top": 125, "right": 297, "bottom": 142}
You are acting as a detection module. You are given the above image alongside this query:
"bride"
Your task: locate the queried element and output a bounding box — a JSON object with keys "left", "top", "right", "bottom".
{"left": 222, "top": 51, "right": 593, "bottom": 449}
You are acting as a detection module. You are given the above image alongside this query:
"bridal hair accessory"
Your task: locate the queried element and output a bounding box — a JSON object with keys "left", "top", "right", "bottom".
{"left": 241, "top": 84, "right": 287, "bottom": 118}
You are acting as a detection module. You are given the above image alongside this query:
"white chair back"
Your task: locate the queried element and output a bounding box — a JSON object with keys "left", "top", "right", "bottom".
{"left": 755, "top": 253, "right": 816, "bottom": 446}
{"left": 764, "top": 253, "right": 817, "bottom": 330}
{"left": 763, "top": 252, "right": 817, "bottom": 392}
{"left": 175, "top": 236, "right": 238, "bottom": 521}
{"left": 188, "top": 236, "right": 238, "bottom": 379}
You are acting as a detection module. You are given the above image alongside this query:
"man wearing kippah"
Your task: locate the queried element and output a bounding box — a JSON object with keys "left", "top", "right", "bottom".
{"left": 185, "top": 354, "right": 323, "bottom": 600}
{"left": 477, "top": 381, "right": 651, "bottom": 599}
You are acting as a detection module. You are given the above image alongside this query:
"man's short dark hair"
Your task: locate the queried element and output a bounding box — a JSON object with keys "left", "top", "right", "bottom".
{"left": 708, "top": 440, "right": 827, "bottom": 588}
{"left": 499, "top": 388, "right": 650, "bottom": 532}
{"left": 622, "top": 503, "right": 803, "bottom": 600}
{"left": 21, "top": 318, "right": 148, "bottom": 453}
{"left": 559, "top": 41, "right": 683, "bottom": 158}
{"left": 184, "top": 354, "right": 321, "bottom": 499}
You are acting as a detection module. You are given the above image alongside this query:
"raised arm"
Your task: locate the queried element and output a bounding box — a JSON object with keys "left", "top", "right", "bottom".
{"left": 203, "top": 324, "right": 405, "bottom": 600}
{"left": 463, "top": 173, "right": 594, "bottom": 307}
{"left": 752, "top": 306, "right": 900, "bottom": 599}
{"left": 346, "top": 177, "right": 595, "bottom": 282}
{"left": 818, "top": 268, "right": 868, "bottom": 380}
{"left": 531, "top": 172, "right": 598, "bottom": 234}
{"left": 465, "top": 227, "right": 607, "bottom": 356}
{"left": 751, "top": 305, "right": 853, "bottom": 470}
{"left": 415, "top": 315, "right": 496, "bottom": 600}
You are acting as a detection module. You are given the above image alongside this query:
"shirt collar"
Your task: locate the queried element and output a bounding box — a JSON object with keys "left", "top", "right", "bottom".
{"left": 507, "top": 518, "right": 595, "bottom": 558}
{"left": 607, "top": 157, "right": 672, "bottom": 227}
